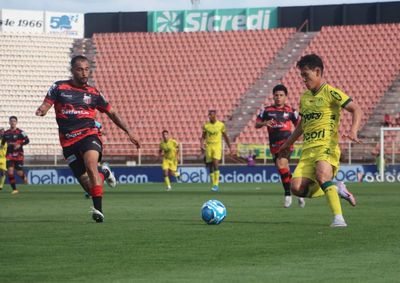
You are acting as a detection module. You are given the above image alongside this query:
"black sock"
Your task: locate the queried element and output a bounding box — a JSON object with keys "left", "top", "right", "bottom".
{"left": 11, "top": 183, "right": 16, "bottom": 190}
{"left": 92, "top": 196, "right": 102, "bottom": 212}
{"left": 283, "top": 182, "right": 291, "bottom": 196}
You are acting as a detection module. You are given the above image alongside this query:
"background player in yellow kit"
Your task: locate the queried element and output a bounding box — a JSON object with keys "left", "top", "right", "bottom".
{"left": 159, "top": 130, "right": 180, "bottom": 191}
{"left": 280, "top": 54, "right": 362, "bottom": 227}
{"left": 201, "top": 110, "right": 232, "bottom": 192}
{"left": 0, "top": 128, "right": 7, "bottom": 191}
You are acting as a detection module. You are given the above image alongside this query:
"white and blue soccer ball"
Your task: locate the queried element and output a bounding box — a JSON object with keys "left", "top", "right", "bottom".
{"left": 201, "top": 200, "right": 227, "bottom": 225}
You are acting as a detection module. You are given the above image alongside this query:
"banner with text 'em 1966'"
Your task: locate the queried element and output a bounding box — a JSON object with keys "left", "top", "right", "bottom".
{"left": 148, "top": 7, "right": 277, "bottom": 32}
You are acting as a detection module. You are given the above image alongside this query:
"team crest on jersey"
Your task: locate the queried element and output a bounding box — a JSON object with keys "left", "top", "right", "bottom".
{"left": 316, "top": 97, "right": 324, "bottom": 106}
{"left": 83, "top": 94, "right": 92, "bottom": 104}
{"left": 283, "top": 112, "right": 289, "bottom": 119}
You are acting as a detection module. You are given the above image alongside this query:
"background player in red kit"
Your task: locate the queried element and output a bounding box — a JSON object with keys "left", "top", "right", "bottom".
{"left": 35, "top": 55, "right": 140, "bottom": 223}
{"left": 255, "top": 84, "right": 305, "bottom": 208}
{"left": 3, "top": 116, "right": 29, "bottom": 194}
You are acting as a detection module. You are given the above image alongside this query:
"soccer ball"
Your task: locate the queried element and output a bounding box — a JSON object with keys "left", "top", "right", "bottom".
{"left": 201, "top": 200, "right": 227, "bottom": 225}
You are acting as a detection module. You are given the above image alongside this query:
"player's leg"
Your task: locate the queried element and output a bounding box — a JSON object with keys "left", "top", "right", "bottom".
{"left": 15, "top": 161, "right": 28, "bottom": 184}
{"left": 205, "top": 146, "right": 215, "bottom": 189}
{"left": 78, "top": 173, "right": 92, "bottom": 198}
{"left": 7, "top": 161, "right": 18, "bottom": 194}
{"left": 0, "top": 169, "right": 6, "bottom": 190}
{"left": 275, "top": 152, "right": 296, "bottom": 207}
{"left": 335, "top": 181, "right": 356, "bottom": 206}
{"left": 315, "top": 161, "right": 346, "bottom": 227}
{"left": 162, "top": 159, "right": 172, "bottom": 191}
{"left": 211, "top": 158, "right": 220, "bottom": 191}
{"left": 83, "top": 149, "right": 105, "bottom": 223}
{"left": 171, "top": 158, "right": 180, "bottom": 181}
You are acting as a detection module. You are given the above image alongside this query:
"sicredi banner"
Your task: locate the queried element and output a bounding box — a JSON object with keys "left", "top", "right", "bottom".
{"left": 0, "top": 9, "right": 44, "bottom": 33}
{"left": 148, "top": 7, "right": 277, "bottom": 32}
{"left": 45, "top": 11, "right": 84, "bottom": 38}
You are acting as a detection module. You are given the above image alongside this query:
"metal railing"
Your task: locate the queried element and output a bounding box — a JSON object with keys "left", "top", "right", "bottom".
{"left": 24, "top": 140, "right": 400, "bottom": 166}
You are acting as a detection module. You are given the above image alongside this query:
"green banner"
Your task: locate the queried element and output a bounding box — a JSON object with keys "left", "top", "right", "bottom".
{"left": 237, "top": 144, "right": 303, "bottom": 160}
{"left": 148, "top": 7, "right": 277, "bottom": 32}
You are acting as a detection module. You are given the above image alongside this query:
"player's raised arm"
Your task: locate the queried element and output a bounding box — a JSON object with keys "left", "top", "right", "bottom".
{"left": 342, "top": 101, "right": 363, "bottom": 144}
{"left": 35, "top": 101, "right": 52, "bottom": 116}
{"left": 105, "top": 108, "right": 140, "bottom": 149}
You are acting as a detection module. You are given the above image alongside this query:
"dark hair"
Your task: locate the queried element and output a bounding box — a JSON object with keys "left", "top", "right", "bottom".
{"left": 71, "top": 55, "right": 89, "bottom": 68}
{"left": 162, "top": 130, "right": 169, "bottom": 134}
{"left": 272, "top": 84, "right": 288, "bottom": 95}
{"left": 296, "top": 54, "right": 324, "bottom": 75}
{"left": 208, "top": 110, "right": 217, "bottom": 114}
{"left": 9, "top": 116, "right": 17, "bottom": 121}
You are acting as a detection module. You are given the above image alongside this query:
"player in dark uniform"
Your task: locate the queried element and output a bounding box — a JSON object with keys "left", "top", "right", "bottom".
{"left": 3, "top": 116, "right": 29, "bottom": 194}
{"left": 255, "top": 84, "right": 305, "bottom": 208}
{"left": 35, "top": 55, "right": 140, "bottom": 223}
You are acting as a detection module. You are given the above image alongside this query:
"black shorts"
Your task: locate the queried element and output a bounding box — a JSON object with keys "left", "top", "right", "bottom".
{"left": 6, "top": 160, "right": 24, "bottom": 171}
{"left": 63, "top": 135, "right": 103, "bottom": 178}
{"left": 272, "top": 150, "right": 292, "bottom": 164}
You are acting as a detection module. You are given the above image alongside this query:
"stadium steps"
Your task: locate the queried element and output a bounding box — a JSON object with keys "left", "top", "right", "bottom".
{"left": 225, "top": 32, "right": 317, "bottom": 141}
{"left": 344, "top": 74, "right": 400, "bottom": 162}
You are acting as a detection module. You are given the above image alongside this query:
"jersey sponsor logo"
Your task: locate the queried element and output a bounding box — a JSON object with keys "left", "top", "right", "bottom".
{"left": 66, "top": 154, "right": 77, "bottom": 164}
{"left": 65, "top": 131, "right": 84, "bottom": 139}
{"left": 303, "top": 129, "right": 325, "bottom": 142}
{"left": 330, "top": 90, "right": 342, "bottom": 101}
{"left": 91, "top": 140, "right": 102, "bottom": 149}
{"left": 302, "top": 112, "right": 323, "bottom": 122}
{"left": 61, "top": 109, "right": 90, "bottom": 115}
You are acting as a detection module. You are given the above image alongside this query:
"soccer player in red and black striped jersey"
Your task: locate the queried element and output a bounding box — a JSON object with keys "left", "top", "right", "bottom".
{"left": 3, "top": 116, "right": 29, "bottom": 194}
{"left": 255, "top": 84, "right": 305, "bottom": 208}
{"left": 35, "top": 55, "right": 140, "bottom": 223}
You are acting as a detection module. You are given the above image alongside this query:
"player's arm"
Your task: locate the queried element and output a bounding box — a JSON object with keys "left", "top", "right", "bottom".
{"left": 105, "top": 107, "right": 140, "bottom": 149}
{"left": 35, "top": 101, "right": 52, "bottom": 116}
{"left": 343, "top": 101, "right": 363, "bottom": 144}
{"left": 200, "top": 131, "right": 206, "bottom": 152}
{"left": 255, "top": 109, "right": 273, "bottom": 128}
{"left": 222, "top": 132, "right": 233, "bottom": 154}
{"left": 278, "top": 121, "right": 303, "bottom": 152}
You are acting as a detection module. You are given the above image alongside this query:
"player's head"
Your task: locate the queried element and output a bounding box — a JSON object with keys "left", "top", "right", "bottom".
{"left": 162, "top": 129, "right": 169, "bottom": 140}
{"left": 9, "top": 116, "right": 17, "bottom": 128}
{"left": 70, "top": 55, "right": 90, "bottom": 86}
{"left": 272, "top": 84, "right": 288, "bottom": 107}
{"left": 208, "top": 110, "right": 217, "bottom": 123}
{"left": 296, "top": 54, "right": 324, "bottom": 92}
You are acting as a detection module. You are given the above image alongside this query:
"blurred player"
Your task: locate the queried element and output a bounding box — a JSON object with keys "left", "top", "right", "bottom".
{"left": 279, "top": 54, "right": 361, "bottom": 227}
{"left": 35, "top": 55, "right": 140, "bottom": 223}
{"left": 159, "top": 130, "right": 180, "bottom": 191}
{"left": 255, "top": 84, "right": 305, "bottom": 208}
{"left": 3, "top": 116, "right": 29, "bottom": 194}
{"left": 0, "top": 128, "right": 7, "bottom": 191}
{"left": 201, "top": 110, "right": 232, "bottom": 192}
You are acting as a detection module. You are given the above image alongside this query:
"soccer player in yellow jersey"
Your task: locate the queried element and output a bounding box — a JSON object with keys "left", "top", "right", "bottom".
{"left": 0, "top": 128, "right": 7, "bottom": 190}
{"left": 159, "top": 130, "right": 180, "bottom": 191}
{"left": 201, "top": 110, "right": 232, "bottom": 192}
{"left": 280, "top": 54, "right": 362, "bottom": 227}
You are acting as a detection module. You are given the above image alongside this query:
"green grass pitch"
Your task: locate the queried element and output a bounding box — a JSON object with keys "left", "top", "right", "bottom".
{"left": 0, "top": 182, "right": 399, "bottom": 282}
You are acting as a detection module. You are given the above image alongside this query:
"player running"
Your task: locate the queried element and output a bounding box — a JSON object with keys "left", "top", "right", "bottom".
{"left": 159, "top": 130, "right": 180, "bottom": 191}
{"left": 3, "top": 116, "right": 29, "bottom": 194}
{"left": 35, "top": 55, "right": 140, "bottom": 223}
{"left": 0, "top": 128, "right": 7, "bottom": 191}
{"left": 255, "top": 84, "right": 305, "bottom": 208}
{"left": 201, "top": 110, "right": 233, "bottom": 192}
{"left": 279, "top": 54, "right": 361, "bottom": 227}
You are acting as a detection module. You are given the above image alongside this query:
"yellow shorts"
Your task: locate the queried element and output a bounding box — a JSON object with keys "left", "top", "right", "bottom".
{"left": 205, "top": 144, "right": 222, "bottom": 163}
{"left": 162, "top": 158, "right": 178, "bottom": 172}
{"left": 0, "top": 158, "right": 6, "bottom": 171}
{"left": 293, "top": 145, "right": 340, "bottom": 182}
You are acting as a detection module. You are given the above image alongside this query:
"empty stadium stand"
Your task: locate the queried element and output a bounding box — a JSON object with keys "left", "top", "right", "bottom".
{"left": 92, "top": 29, "right": 296, "bottom": 155}
{"left": 236, "top": 24, "right": 400, "bottom": 161}
{"left": 0, "top": 33, "right": 74, "bottom": 156}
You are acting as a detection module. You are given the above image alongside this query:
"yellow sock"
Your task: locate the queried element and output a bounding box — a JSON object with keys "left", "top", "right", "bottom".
{"left": 210, "top": 172, "right": 215, "bottom": 185}
{"left": 214, "top": 170, "right": 220, "bottom": 186}
{"left": 307, "top": 182, "right": 325, "bottom": 198}
{"left": 164, "top": 176, "right": 171, "bottom": 188}
{"left": 0, "top": 174, "right": 5, "bottom": 188}
{"left": 322, "top": 181, "right": 342, "bottom": 215}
